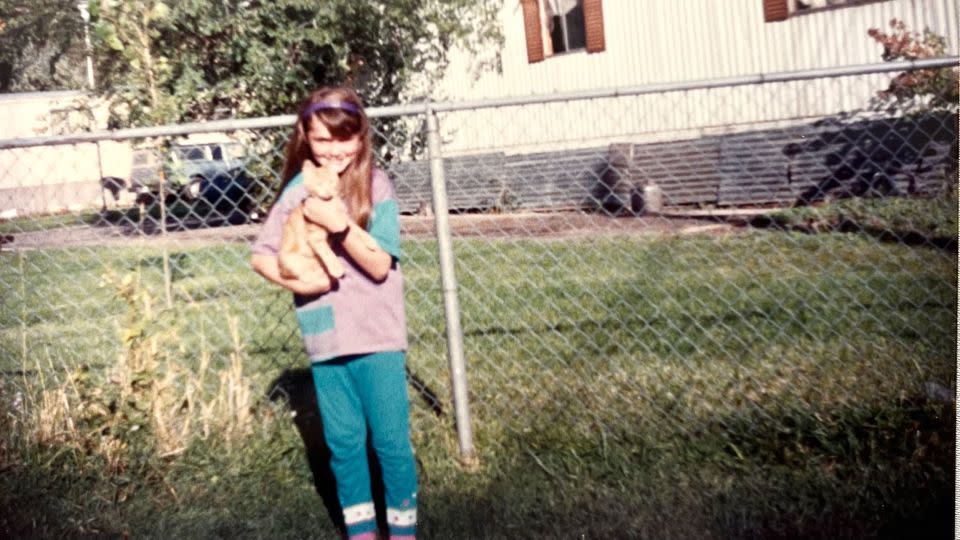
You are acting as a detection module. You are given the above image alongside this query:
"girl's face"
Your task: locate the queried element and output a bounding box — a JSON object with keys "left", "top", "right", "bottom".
{"left": 306, "top": 120, "right": 361, "bottom": 175}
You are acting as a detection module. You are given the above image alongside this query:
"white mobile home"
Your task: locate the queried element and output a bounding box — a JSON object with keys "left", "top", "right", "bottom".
{"left": 0, "top": 91, "right": 133, "bottom": 216}
{"left": 431, "top": 0, "right": 959, "bottom": 154}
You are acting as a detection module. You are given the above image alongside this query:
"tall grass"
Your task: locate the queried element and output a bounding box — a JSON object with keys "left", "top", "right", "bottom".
{"left": 0, "top": 216, "right": 955, "bottom": 538}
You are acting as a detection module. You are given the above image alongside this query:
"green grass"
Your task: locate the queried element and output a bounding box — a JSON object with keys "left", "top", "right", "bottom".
{"left": 1, "top": 224, "right": 955, "bottom": 538}
{"left": 0, "top": 212, "right": 101, "bottom": 234}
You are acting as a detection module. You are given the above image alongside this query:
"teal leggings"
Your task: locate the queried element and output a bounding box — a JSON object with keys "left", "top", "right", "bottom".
{"left": 311, "top": 351, "right": 418, "bottom": 540}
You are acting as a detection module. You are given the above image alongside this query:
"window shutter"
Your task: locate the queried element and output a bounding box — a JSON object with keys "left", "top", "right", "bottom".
{"left": 583, "top": 0, "right": 606, "bottom": 53}
{"left": 763, "top": 0, "right": 789, "bottom": 22}
{"left": 522, "top": 0, "right": 545, "bottom": 63}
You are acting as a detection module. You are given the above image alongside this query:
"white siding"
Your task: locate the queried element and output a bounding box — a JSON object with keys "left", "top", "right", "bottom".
{"left": 438, "top": 0, "right": 958, "bottom": 98}
{"left": 0, "top": 92, "right": 134, "bottom": 215}
{"left": 432, "top": 0, "right": 959, "bottom": 154}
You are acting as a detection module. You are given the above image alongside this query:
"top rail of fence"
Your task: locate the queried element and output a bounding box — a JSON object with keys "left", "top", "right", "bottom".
{"left": 0, "top": 57, "right": 955, "bottom": 150}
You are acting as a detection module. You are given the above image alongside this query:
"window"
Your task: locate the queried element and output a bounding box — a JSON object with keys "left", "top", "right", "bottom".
{"left": 764, "top": 0, "right": 888, "bottom": 22}
{"left": 522, "top": 0, "right": 605, "bottom": 63}
{"left": 546, "top": 0, "right": 586, "bottom": 53}
{"left": 176, "top": 146, "right": 206, "bottom": 161}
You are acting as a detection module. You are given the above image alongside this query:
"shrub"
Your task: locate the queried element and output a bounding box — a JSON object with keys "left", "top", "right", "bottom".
{"left": 868, "top": 19, "right": 959, "bottom": 109}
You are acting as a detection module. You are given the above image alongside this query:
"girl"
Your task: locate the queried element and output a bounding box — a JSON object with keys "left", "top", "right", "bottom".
{"left": 251, "top": 87, "right": 417, "bottom": 540}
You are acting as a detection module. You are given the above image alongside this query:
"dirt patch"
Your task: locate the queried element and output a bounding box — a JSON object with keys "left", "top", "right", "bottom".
{"left": 401, "top": 212, "right": 737, "bottom": 240}
{"left": 2, "top": 223, "right": 262, "bottom": 251}
{"left": 2, "top": 211, "right": 738, "bottom": 251}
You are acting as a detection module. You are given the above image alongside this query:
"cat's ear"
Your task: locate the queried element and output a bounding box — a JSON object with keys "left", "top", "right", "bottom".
{"left": 303, "top": 159, "right": 317, "bottom": 176}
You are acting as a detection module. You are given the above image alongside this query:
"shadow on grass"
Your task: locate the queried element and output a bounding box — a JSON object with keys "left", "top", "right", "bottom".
{"left": 746, "top": 214, "right": 958, "bottom": 252}
{"left": 480, "top": 391, "right": 956, "bottom": 539}
{"left": 264, "top": 366, "right": 444, "bottom": 537}
{"left": 1, "top": 390, "right": 952, "bottom": 539}
{"left": 697, "top": 396, "right": 955, "bottom": 539}
{"left": 267, "top": 368, "right": 387, "bottom": 537}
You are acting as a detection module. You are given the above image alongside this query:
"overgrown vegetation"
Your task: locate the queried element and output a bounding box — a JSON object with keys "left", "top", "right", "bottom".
{"left": 868, "top": 18, "right": 959, "bottom": 110}
{"left": 90, "top": 0, "right": 502, "bottom": 126}
{"left": 1, "top": 213, "right": 955, "bottom": 538}
{"left": 758, "top": 195, "right": 958, "bottom": 245}
{"left": 0, "top": 0, "right": 88, "bottom": 92}
{"left": 0, "top": 0, "right": 503, "bottom": 124}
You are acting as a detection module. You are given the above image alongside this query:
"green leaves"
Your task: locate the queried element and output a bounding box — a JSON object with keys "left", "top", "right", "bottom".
{"left": 0, "top": 0, "right": 503, "bottom": 130}
{"left": 85, "top": 0, "right": 503, "bottom": 126}
{"left": 867, "top": 19, "right": 959, "bottom": 109}
{"left": 0, "top": 0, "right": 88, "bottom": 91}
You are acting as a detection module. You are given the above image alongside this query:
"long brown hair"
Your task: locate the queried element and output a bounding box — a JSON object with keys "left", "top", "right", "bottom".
{"left": 277, "top": 86, "right": 374, "bottom": 228}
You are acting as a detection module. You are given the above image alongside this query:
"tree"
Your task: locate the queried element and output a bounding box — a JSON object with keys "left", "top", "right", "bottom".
{"left": 90, "top": 0, "right": 502, "bottom": 127}
{"left": 0, "top": 0, "right": 87, "bottom": 92}
{"left": 93, "top": 0, "right": 176, "bottom": 125}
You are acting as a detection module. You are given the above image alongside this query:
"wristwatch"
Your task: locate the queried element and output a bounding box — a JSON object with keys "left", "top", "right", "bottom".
{"left": 328, "top": 224, "right": 350, "bottom": 243}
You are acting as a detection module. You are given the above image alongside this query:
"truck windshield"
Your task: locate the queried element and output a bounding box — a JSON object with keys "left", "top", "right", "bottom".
{"left": 176, "top": 146, "right": 206, "bottom": 161}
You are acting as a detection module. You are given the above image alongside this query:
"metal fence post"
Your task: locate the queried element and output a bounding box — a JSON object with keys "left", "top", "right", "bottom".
{"left": 425, "top": 104, "right": 477, "bottom": 464}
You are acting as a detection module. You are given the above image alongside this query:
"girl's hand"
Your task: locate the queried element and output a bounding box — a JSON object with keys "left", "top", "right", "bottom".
{"left": 250, "top": 253, "right": 332, "bottom": 296}
{"left": 302, "top": 196, "right": 350, "bottom": 233}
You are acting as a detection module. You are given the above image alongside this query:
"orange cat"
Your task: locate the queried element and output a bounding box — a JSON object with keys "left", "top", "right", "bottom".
{"left": 277, "top": 160, "right": 345, "bottom": 290}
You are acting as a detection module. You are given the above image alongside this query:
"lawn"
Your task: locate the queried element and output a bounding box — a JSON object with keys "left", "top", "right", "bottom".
{"left": 0, "top": 208, "right": 955, "bottom": 538}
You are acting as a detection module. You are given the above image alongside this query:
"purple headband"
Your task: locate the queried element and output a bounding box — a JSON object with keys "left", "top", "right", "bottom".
{"left": 301, "top": 100, "right": 361, "bottom": 119}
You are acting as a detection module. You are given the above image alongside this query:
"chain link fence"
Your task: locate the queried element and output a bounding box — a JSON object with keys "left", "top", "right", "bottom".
{"left": 1, "top": 60, "right": 956, "bottom": 535}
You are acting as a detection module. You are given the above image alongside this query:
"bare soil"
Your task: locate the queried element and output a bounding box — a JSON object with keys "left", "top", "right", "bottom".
{"left": 402, "top": 212, "right": 737, "bottom": 240}
{"left": 2, "top": 211, "right": 739, "bottom": 251}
